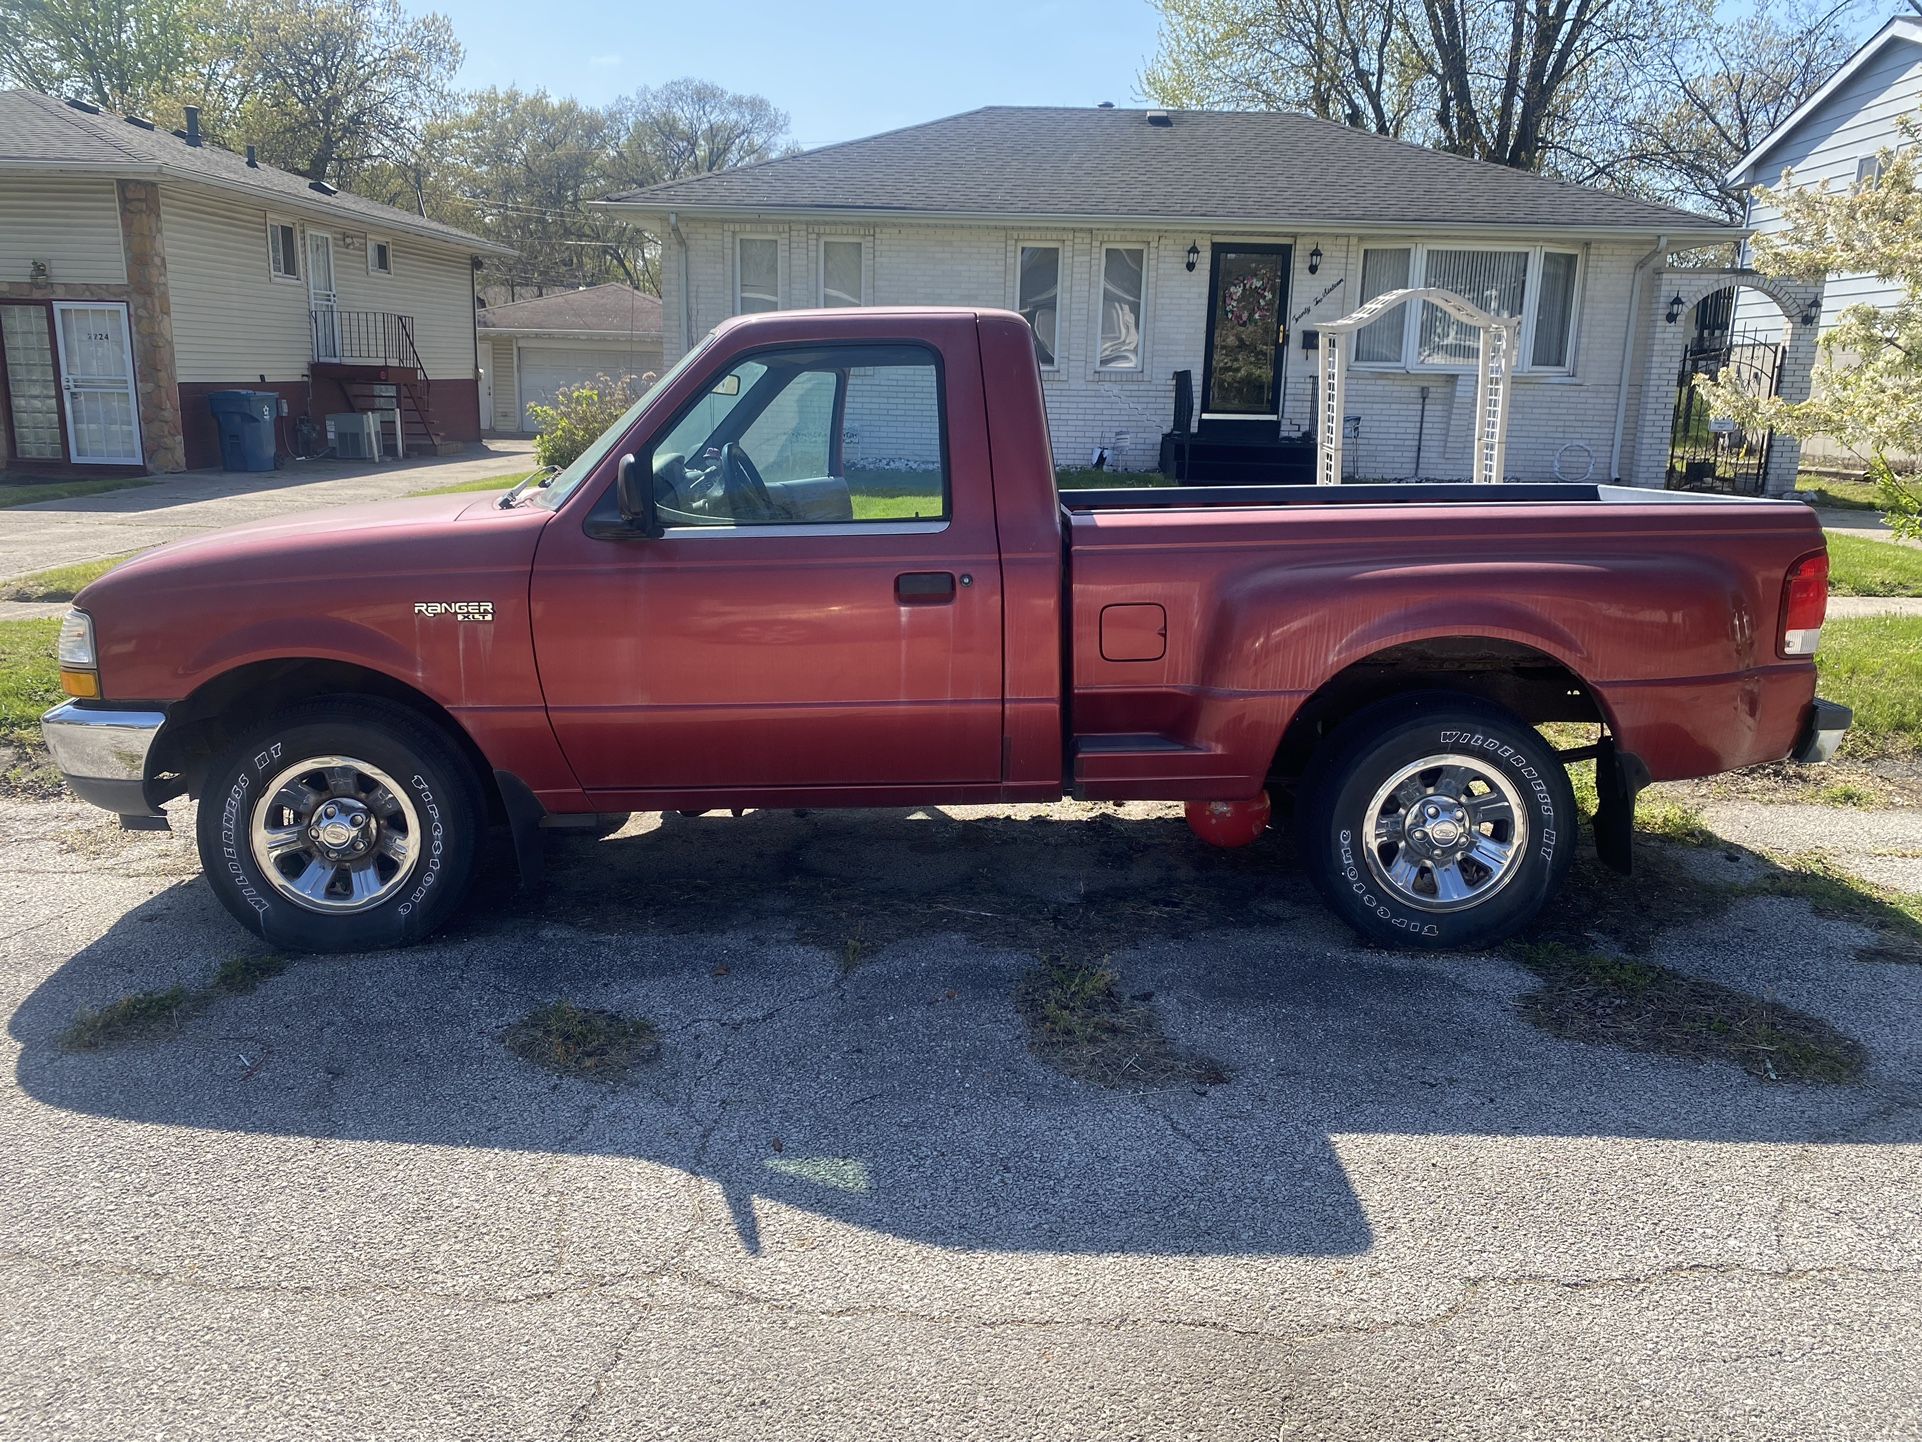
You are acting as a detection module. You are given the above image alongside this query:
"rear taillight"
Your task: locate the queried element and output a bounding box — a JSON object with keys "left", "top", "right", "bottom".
{"left": 1781, "top": 549, "right": 1829, "bottom": 657}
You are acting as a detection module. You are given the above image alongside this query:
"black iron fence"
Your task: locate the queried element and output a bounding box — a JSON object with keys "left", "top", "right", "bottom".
{"left": 1665, "top": 327, "right": 1782, "bottom": 497}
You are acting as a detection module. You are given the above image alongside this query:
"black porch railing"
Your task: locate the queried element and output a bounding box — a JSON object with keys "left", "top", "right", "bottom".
{"left": 311, "top": 308, "right": 424, "bottom": 373}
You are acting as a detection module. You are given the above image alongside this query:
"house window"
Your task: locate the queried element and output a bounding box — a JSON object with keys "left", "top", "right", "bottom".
{"left": 1418, "top": 249, "right": 1528, "bottom": 366}
{"left": 736, "top": 236, "right": 779, "bottom": 314}
{"left": 821, "top": 238, "right": 863, "bottom": 307}
{"left": 267, "top": 222, "right": 299, "bottom": 280}
{"left": 1097, "top": 245, "right": 1145, "bottom": 370}
{"left": 1355, "top": 246, "right": 1411, "bottom": 363}
{"left": 1351, "top": 244, "right": 1580, "bottom": 374}
{"left": 368, "top": 238, "right": 393, "bottom": 275}
{"left": 1016, "top": 243, "right": 1061, "bottom": 368}
{"left": 1856, "top": 154, "right": 1887, "bottom": 189}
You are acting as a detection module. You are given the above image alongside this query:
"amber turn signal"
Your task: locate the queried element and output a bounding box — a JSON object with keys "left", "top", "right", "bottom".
{"left": 59, "top": 668, "right": 100, "bottom": 699}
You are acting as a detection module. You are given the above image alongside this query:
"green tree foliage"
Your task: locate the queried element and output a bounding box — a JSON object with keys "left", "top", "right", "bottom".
{"left": 0, "top": 0, "right": 195, "bottom": 110}
{"left": 1699, "top": 121, "right": 1922, "bottom": 538}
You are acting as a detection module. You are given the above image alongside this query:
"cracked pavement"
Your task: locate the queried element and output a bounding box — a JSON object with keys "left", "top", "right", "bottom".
{"left": 2, "top": 795, "right": 1920, "bottom": 1440}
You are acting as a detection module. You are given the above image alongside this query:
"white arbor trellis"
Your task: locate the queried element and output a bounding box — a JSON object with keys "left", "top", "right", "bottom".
{"left": 1316, "top": 288, "right": 1519, "bottom": 486}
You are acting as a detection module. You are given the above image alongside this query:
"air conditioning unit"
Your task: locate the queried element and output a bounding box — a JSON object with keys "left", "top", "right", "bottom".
{"left": 326, "top": 412, "right": 380, "bottom": 461}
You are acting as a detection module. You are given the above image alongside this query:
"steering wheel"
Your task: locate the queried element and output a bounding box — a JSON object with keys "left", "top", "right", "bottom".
{"left": 718, "top": 443, "right": 778, "bottom": 521}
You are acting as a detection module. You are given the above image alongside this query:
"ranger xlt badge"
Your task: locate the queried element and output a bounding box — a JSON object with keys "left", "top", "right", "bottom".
{"left": 414, "top": 602, "right": 494, "bottom": 622}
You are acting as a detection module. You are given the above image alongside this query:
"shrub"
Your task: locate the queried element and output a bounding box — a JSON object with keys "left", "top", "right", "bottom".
{"left": 527, "top": 372, "right": 652, "bottom": 470}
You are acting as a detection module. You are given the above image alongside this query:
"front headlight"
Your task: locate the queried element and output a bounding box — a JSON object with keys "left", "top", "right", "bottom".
{"left": 57, "top": 609, "right": 100, "bottom": 698}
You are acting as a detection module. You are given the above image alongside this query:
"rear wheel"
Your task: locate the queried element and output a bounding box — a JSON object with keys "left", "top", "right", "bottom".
{"left": 1297, "top": 693, "right": 1576, "bottom": 950}
{"left": 195, "top": 698, "right": 484, "bottom": 952}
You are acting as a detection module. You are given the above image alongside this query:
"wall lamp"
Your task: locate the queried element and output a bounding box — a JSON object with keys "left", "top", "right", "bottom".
{"left": 1185, "top": 242, "right": 1200, "bottom": 272}
{"left": 1307, "top": 244, "right": 1322, "bottom": 276}
{"left": 1800, "top": 303, "right": 1820, "bottom": 326}
{"left": 1665, "top": 293, "right": 1686, "bottom": 324}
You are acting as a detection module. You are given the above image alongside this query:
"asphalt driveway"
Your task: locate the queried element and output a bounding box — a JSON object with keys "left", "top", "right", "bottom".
{"left": 2, "top": 795, "right": 1919, "bottom": 1439}
{"left": 0, "top": 440, "right": 533, "bottom": 585}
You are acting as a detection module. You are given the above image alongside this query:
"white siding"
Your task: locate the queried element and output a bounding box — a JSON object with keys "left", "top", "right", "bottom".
{"left": 161, "top": 183, "right": 479, "bottom": 383}
{"left": 159, "top": 183, "right": 312, "bottom": 382}
{"left": 0, "top": 176, "right": 126, "bottom": 285}
{"left": 662, "top": 220, "right": 1649, "bottom": 484}
{"left": 1735, "top": 34, "right": 1921, "bottom": 336}
{"left": 490, "top": 337, "right": 519, "bottom": 429}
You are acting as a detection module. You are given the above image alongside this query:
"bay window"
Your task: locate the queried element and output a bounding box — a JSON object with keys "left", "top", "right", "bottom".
{"left": 1016, "top": 243, "right": 1061, "bottom": 368}
{"left": 1350, "top": 244, "right": 1582, "bottom": 373}
{"left": 1097, "top": 244, "right": 1146, "bottom": 370}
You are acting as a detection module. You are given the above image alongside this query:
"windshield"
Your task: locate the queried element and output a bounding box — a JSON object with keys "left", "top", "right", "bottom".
{"left": 528, "top": 333, "right": 717, "bottom": 509}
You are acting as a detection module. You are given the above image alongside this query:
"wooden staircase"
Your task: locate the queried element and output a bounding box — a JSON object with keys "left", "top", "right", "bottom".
{"left": 310, "top": 309, "right": 461, "bottom": 457}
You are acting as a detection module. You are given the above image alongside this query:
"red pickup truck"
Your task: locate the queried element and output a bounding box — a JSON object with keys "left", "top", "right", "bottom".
{"left": 43, "top": 307, "right": 1846, "bottom": 954}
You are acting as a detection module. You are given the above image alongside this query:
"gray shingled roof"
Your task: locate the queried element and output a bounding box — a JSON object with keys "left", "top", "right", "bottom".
{"left": 0, "top": 89, "right": 510, "bottom": 254}
{"left": 606, "top": 106, "right": 1732, "bottom": 235}
{"left": 477, "top": 283, "right": 663, "bottom": 334}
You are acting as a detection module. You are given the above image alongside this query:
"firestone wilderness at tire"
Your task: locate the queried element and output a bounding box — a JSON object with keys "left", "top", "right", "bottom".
{"left": 194, "top": 699, "right": 483, "bottom": 953}
{"left": 1298, "top": 694, "right": 1577, "bottom": 950}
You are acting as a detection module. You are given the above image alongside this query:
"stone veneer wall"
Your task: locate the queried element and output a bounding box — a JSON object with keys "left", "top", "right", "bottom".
{"left": 115, "top": 180, "right": 184, "bottom": 472}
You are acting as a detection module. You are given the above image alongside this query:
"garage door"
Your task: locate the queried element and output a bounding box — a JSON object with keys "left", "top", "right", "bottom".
{"left": 518, "top": 346, "right": 656, "bottom": 430}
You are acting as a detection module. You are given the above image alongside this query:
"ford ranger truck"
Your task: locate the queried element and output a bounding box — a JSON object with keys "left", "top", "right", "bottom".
{"left": 41, "top": 307, "right": 1850, "bottom": 954}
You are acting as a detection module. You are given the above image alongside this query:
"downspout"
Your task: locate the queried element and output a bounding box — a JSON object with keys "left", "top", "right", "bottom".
{"left": 1610, "top": 232, "right": 1668, "bottom": 484}
{"left": 669, "top": 210, "right": 692, "bottom": 357}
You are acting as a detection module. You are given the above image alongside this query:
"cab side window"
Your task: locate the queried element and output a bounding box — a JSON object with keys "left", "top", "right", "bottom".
{"left": 647, "top": 344, "right": 948, "bottom": 527}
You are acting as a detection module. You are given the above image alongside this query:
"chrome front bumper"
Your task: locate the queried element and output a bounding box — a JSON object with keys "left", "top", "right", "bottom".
{"left": 41, "top": 700, "right": 166, "bottom": 816}
{"left": 1791, "top": 697, "right": 1852, "bottom": 766}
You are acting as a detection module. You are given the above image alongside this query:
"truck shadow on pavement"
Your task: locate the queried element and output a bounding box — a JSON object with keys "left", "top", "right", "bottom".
{"left": 12, "top": 805, "right": 1922, "bottom": 1259}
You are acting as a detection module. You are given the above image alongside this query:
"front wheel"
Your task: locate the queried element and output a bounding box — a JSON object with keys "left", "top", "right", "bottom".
{"left": 1297, "top": 693, "right": 1577, "bottom": 950}
{"left": 195, "top": 698, "right": 484, "bottom": 952}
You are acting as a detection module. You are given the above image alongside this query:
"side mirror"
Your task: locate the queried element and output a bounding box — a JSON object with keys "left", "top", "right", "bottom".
{"left": 616, "top": 453, "right": 662, "bottom": 538}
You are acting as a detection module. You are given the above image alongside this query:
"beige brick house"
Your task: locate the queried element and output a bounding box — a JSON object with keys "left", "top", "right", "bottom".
{"left": 605, "top": 106, "right": 1821, "bottom": 493}
{"left": 0, "top": 89, "right": 512, "bottom": 474}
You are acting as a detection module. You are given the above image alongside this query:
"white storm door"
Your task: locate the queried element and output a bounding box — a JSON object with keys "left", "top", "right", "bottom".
{"left": 52, "top": 302, "right": 142, "bottom": 465}
{"left": 308, "top": 231, "right": 340, "bottom": 361}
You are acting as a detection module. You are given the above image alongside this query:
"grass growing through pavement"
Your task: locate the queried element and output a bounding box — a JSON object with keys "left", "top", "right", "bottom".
{"left": 1744, "top": 851, "right": 1922, "bottom": 964}
{"left": 0, "top": 477, "right": 153, "bottom": 509}
{"left": 1511, "top": 942, "right": 1866, "bottom": 1084}
{"left": 58, "top": 952, "right": 290, "bottom": 1049}
{"left": 0, "top": 554, "right": 130, "bottom": 603}
{"left": 1825, "top": 532, "right": 1922, "bottom": 597}
{"left": 1014, "top": 956, "right": 1228, "bottom": 1090}
{"left": 502, "top": 1001, "right": 660, "bottom": 1081}
{"left": 59, "top": 987, "right": 196, "bottom": 1049}
{"left": 1816, "top": 615, "right": 1922, "bottom": 757}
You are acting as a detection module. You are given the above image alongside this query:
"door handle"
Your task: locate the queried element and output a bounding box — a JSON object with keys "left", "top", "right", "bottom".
{"left": 895, "top": 571, "right": 956, "bottom": 605}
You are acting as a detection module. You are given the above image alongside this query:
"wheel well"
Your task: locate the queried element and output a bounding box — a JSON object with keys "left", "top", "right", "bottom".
{"left": 1270, "top": 638, "right": 1605, "bottom": 783}
{"left": 150, "top": 658, "right": 502, "bottom": 818}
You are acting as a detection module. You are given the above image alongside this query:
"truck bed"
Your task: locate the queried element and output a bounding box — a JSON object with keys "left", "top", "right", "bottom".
{"left": 1061, "top": 483, "right": 1824, "bottom": 798}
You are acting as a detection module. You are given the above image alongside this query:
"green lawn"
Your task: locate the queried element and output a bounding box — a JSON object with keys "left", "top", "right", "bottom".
{"left": 1057, "top": 468, "right": 1171, "bottom": 489}
{"left": 0, "top": 617, "right": 62, "bottom": 792}
{"left": 412, "top": 469, "right": 540, "bottom": 497}
{"left": 1817, "top": 614, "right": 1922, "bottom": 756}
{"left": 0, "top": 477, "right": 153, "bottom": 510}
{"left": 0, "top": 554, "right": 131, "bottom": 603}
{"left": 1797, "top": 474, "right": 1884, "bottom": 511}
{"left": 1826, "top": 531, "right": 1922, "bottom": 597}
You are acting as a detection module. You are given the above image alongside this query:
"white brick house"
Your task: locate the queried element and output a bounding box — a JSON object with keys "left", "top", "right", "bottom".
{"left": 604, "top": 106, "right": 1819, "bottom": 492}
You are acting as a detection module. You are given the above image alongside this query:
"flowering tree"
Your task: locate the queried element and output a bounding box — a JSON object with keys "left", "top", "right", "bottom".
{"left": 1701, "top": 116, "right": 1922, "bottom": 538}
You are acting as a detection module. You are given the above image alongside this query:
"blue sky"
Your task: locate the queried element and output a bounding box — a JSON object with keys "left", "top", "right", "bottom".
{"left": 447, "top": 0, "right": 1167, "bottom": 149}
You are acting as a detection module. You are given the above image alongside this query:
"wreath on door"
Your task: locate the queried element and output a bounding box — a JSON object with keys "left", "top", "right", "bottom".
{"left": 1221, "top": 273, "right": 1277, "bottom": 327}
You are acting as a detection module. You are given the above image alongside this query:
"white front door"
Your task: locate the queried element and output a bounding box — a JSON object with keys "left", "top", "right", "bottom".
{"left": 52, "top": 302, "right": 142, "bottom": 465}
{"left": 308, "top": 231, "right": 339, "bottom": 361}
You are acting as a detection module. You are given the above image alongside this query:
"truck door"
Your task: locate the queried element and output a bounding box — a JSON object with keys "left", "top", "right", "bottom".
{"left": 529, "top": 325, "right": 1005, "bottom": 799}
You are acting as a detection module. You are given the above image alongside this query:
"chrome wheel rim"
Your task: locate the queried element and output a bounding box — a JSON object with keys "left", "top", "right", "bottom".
{"left": 1362, "top": 753, "right": 1529, "bottom": 914}
{"left": 250, "top": 754, "right": 420, "bottom": 914}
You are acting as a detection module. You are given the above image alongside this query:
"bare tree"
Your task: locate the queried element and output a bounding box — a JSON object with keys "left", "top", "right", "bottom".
{"left": 609, "top": 78, "right": 793, "bottom": 188}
